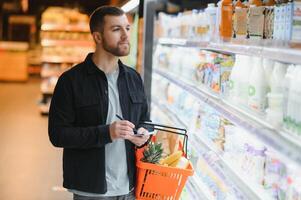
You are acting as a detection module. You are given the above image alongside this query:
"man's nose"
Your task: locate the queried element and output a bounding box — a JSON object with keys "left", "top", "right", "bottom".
{"left": 121, "top": 28, "right": 129, "bottom": 40}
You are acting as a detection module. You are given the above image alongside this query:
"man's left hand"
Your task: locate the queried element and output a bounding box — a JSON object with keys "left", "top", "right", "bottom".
{"left": 125, "top": 127, "right": 150, "bottom": 146}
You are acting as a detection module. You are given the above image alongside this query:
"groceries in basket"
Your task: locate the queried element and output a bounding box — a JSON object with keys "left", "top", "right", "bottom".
{"left": 140, "top": 141, "right": 190, "bottom": 169}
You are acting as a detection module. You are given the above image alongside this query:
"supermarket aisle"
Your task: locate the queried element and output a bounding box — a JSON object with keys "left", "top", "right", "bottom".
{"left": 0, "top": 80, "right": 71, "bottom": 200}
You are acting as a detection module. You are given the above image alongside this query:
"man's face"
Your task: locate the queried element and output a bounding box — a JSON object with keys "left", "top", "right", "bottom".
{"left": 101, "top": 14, "right": 130, "bottom": 57}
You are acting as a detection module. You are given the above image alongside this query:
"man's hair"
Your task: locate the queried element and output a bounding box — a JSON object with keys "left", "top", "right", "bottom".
{"left": 89, "top": 6, "right": 125, "bottom": 33}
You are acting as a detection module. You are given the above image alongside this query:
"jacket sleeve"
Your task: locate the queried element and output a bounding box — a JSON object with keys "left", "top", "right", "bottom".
{"left": 48, "top": 73, "right": 112, "bottom": 149}
{"left": 136, "top": 74, "right": 152, "bottom": 149}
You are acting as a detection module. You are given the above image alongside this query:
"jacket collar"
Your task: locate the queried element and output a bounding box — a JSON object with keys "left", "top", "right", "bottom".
{"left": 85, "top": 53, "right": 128, "bottom": 75}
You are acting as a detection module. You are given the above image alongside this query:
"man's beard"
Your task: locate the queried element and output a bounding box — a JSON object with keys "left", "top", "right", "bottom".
{"left": 102, "top": 38, "right": 130, "bottom": 57}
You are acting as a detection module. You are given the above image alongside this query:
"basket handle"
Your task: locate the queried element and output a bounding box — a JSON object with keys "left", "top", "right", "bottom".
{"left": 140, "top": 121, "right": 188, "bottom": 158}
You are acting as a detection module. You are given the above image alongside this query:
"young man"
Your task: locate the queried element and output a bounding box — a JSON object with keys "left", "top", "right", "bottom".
{"left": 48, "top": 6, "right": 150, "bottom": 200}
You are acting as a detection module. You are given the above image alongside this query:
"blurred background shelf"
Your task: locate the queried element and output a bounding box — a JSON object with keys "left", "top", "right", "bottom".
{"left": 41, "top": 39, "right": 93, "bottom": 47}
{"left": 41, "top": 23, "right": 90, "bottom": 32}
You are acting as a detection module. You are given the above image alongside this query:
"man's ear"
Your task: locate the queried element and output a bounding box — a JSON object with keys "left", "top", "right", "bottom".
{"left": 92, "top": 32, "right": 102, "bottom": 44}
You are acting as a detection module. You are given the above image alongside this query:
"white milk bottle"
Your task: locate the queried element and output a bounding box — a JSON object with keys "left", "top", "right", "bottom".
{"left": 294, "top": 65, "right": 301, "bottom": 135}
{"left": 262, "top": 58, "right": 274, "bottom": 91}
{"left": 283, "top": 65, "right": 295, "bottom": 127}
{"left": 270, "top": 61, "right": 287, "bottom": 93}
{"left": 216, "top": 0, "right": 222, "bottom": 40}
{"left": 237, "top": 55, "right": 253, "bottom": 105}
{"left": 248, "top": 57, "right": 269, "bottom": 112}
{"left": 286, "top": 67, "right": 300, "bottom": 132}
{"left": 266, "top": 62, "right": 287, "bottom": 125}
{"left": 205, "top": 3, "right": 217, "bottom": 41}
{"left": 229, "top": 54, "right": 242, "bottom": 102}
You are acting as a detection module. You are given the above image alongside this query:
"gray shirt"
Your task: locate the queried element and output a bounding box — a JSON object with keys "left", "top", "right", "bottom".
{"left": 70, "top": 67, "right": 129, "bottom": 197}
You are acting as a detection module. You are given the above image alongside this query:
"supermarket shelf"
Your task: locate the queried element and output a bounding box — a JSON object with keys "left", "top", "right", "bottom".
{"left": 153, "top": 98, "right": 264, "bottom": 200}
{"left": 191, "top": 135, "right": 269, "bottom": 200}
{"left": 41, "top": 56, "right": 83, "bottom": 63}
{"left": 157, "top": 38, "right": 301, "bottom": 65}
{"left": 151, "top": 100, "right": 215, "bottom": 200}
{"left": 152, "top": 98, "right": 188, "bottom": 129}
{"left": 158, "top": 37, "right": 212, "bottom": 49}
{"left": 153, "top": 68, "right": 301, "bottom": 165}
{"left": 41, "top": 71, "right": 62, "bottom": 78}
{"left": 187, "top": 176, "right": 214, "bottom": 200}
{"left": 41, "top": 39, "right": 94, "bottom": 47}
{"left": 153, "top": 97, "right": 271, "bottom": 200}
{"left": 41, "top": 23, "right": 90, "bottom": 32}
{"left": 28, "top": 65, "right": 41, "bottom": 75}
{"left": 0, "top": 41, "right": 29, "bottom": 51}
{"left": 38, "top": 103, "right": 49, "bottom": 115}
{"left": 41, "top": 90, "right": 53, "bottom": 95}
{"left": 219, "top": 157, "right": 273, "bottom": 200}
{"left": 181, "top": 180, "right": 195, "bottom": 200}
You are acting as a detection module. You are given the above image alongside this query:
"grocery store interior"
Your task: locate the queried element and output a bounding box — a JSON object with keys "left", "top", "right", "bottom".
{"left": 1, "top": 0, "right": 301, "bottom": 199}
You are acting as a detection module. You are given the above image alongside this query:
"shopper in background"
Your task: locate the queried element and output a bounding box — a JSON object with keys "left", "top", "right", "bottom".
{"left": 48, "top": 6, "right": 150, "bottom": 200}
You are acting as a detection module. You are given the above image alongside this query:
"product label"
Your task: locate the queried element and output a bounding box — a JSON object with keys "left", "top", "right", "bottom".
{"left": 248, "top": 84, "right": 267, "bottom": 111}
{"left": 264, "top": 7, "right": 274, "bottom": 39}
{"left": 248, "top": 85, "right": 256, "bottom": 96}
{"left": 234, "top": 8, "right": 248, "bottom": 36}
{"left": 292, "top": 2, "right": 301, "bottom": 41}
{"left": 248, "top": 7, "right": 265, "bottom": 38}
{"left": 286, "top": 3, "right": 294, "bottom": 37}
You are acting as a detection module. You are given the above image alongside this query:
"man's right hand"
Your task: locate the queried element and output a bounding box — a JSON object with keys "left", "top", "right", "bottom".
{"left": 109, "top": 120, "right": 135, "bottom": 140}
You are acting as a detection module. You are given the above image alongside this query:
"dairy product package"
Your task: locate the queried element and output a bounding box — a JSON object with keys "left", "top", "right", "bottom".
{"left": 248, "top": 57, "right": 269, "bottom": 112}
{"left": 292, "top": 0, "right": 301, "bottom": 43}
{"left": 248, "top": 6, "right": 265, "bottom": 38}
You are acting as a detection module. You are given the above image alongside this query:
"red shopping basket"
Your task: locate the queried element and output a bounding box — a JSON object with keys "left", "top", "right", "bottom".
{"left": 135, "top": 122, "right": 194, "bottom": 200}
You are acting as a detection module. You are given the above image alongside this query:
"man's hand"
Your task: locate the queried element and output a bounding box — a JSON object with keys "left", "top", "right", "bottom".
{"left": 109, "top": 120, "right": 135, "bottom": 140}
{"left": 125, "top": 127, "right": 150, "bottom": 147}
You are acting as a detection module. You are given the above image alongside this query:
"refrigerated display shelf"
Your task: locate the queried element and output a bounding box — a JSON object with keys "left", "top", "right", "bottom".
{"left": 153, "top": 68, "right": 301, "bottom": 165}
{"left": 153, "top": 101, "right": 188, "bottom": 129}
{"left": 188, "top": 176, "right": 214, "bottom": 200}
{"left": 41, "top": 39, "right": 93, "bottom": 47}
{"left": 219, "top": 157, "right": 273, "bottom": 200}
{"left": 157, "top": 38, "right": 202, "bottom": 47}
{"left": 181, "top": 180, "right": 196, "bottom": 200}
{"left": 193, "top": 134, "right": 272, "bottom": 200}
{"left": 151, "top": 100, "right": 215, "bottom": 200}
{"left": 157, "top": 38, "right": 301, "bottom": 65}
{"left": 191, "top": 136, "right": 269, "bottom": 200}
{"left": 153, "top": 97, "right": 271, "bottom": 200}
{"left": 190, "top": 138, "right": 247, "bottom": 200}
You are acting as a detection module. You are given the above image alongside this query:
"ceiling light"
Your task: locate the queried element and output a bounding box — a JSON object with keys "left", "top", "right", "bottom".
{"left": 121, "top": 0, "right": 139, "bottom": 13}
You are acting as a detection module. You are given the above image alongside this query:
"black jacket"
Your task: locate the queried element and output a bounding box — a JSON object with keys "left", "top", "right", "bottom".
{"left": 48, "top": 53, "right": 150, "bottom": 194}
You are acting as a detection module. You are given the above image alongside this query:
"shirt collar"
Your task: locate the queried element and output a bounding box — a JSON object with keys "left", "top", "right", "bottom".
{"left": 85, "top": 53, "right": 127, "bottom": 75}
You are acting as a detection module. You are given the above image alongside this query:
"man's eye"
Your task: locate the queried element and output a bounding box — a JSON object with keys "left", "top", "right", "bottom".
{"left": 126, "top": 27, "right": 130, "bottom": 31}
{"left": 113, "top": 28, "right": 119, "bottom": 31}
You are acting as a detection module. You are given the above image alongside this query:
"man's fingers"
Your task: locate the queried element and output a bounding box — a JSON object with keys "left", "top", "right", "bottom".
{"left": 142, "top": 135, "right": 150, "bottom": 140}
{"left": 118, "top": 130, "right": 134, "bottom": 138}
{"left": 126, "top": 134, "right": 150, "bottom": 146}
{"left": 119, "top": 120, "right": 135, "bottom": 129}
{"left": 137, "top": 128, "right": 147, "bottom": 135}
{"left": 118, "top": 125, "right": 134, "bottom": 132}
